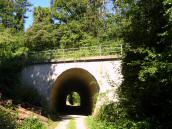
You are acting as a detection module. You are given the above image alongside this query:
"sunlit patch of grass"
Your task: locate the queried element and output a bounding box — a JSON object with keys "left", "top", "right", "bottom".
{"left": 47, "top": 121, "right": 58, "bottom": 129}
{"left": 67, "top": 119, "right": 76, "bottom": 129}
{"left": 86, "top": 116, "right": 115, "bottom": 129}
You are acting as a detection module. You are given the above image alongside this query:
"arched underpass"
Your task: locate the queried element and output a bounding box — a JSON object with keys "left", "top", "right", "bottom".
{"left": 51, "top": 68, "right": 100, "bottom": 115}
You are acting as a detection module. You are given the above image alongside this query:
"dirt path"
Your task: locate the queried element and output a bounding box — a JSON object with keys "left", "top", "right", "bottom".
{"left": 55, "top": 115, "right": 88, "bottom": 129}
{"left": 75, "top": 115, "right": 87, "bottom": 129}
{"left": 55, "top": 119, "right": 70, "bottom": 129}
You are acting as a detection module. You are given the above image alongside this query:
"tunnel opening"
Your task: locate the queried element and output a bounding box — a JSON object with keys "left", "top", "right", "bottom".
{"left": 51, "top": 68, "right": 99, "bottom": 115}
{"left": 66, "top": 92, "right": 81, "bottom": 106}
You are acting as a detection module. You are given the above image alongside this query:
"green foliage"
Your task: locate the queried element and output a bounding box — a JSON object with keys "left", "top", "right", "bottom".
{"left": 14, "top": 0, "right": 32, "bottom": 31}
{"left": 57, "top": 21, "right": 86, "bottom": 48}
{"left": 67, "top": 92, "right": 80, "bottom": 106}
{"left": 34, "top": 7, "right": 52, "bottom": 24}
{"left": 0, "top": 0, "right": 31, "bottom": 31}
{"left": 120, "top": 48, "right": 172, "bottom": 128}
{"left": 25, "top": 17, "right": 104, "bottom": 51}
{"left": 0, "top": 29, "right": 27, "bottom": 59}
{"left": 0, "top": 106, "right": 17, "bottom": 129}
{"left": 25, "top": 7, "right": 57, "bottom": 51}
{"left": 0, "top": 29, "right": 28, "bottom": 98}
{"left": 88, "top": 115, "right": 151, "bottom": 129}
{"left": 26, "top": 0, "right": 121, "bottom": 51}
{"left": 19, "top": 117, "right": 46, "bottom": 129}
{"left": 96, "top": 102, "right": 123, "bottom": 122}
{"left": 0, "top": 0, "right": 15, "bottom": 29}
{"left": 108, "top": 0, "right": 172, "bottom": 128}
{"left": 55, "top": 20, "right": 101, "bottom": 49}
{"left": 93, "top": 103, "right": 151, "bottom": 129}
{"left": 164, "top": 0, "right": 172, "bottom": 22}
{"left": 25, "top": 22, "right": 58, "bottom": 51}
{"left": 48, "top": 0, "right": 110, "bottom": 49}
{"left": 72, "top": 92, "right": 80, "bottom": 105}
{"left": 52, "top": 0, "right": 88, "bottom": 23}
{"left": 0, "top": 106, "right": 46, "bottom": 129}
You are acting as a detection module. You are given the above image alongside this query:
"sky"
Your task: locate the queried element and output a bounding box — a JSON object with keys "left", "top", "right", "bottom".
{"left": 24, "top": 0, "right": 114, "bottom": 31}
{"left": 25, "top": 0, "right": 50, "bottom": 31}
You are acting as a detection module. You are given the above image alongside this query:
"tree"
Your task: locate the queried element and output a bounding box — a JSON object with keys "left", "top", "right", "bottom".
{"left": 25, "top": 7, "right": 58, "bottom": 51}
{"left": 112, "top": 0, "right": 172, "bottom": 128}
{"left": 0, "top": 0, "right": 31, "bottom": 31}
{"left": 13, "top": 0, "right": 31, "bottom": 31}
{"left": 52, "top": 0, "right": 106, "bottom": 37}
{"left": 52, "top": 0, "right": 88, "bottom": 23}
{"left": 0, "top": 0, "right": 14, "bottom": 28}
{"left": 33, "top": 6, "right": 53, "bottom": 24}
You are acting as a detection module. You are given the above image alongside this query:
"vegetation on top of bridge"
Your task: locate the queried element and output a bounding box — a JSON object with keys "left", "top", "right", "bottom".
{"left": 27, "top": 43, "right": 122, "bottom": 63}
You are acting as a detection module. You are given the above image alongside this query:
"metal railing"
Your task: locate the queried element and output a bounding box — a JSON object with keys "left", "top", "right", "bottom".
{"left": 27, "top": 44, "right": 122, "bottom": 63}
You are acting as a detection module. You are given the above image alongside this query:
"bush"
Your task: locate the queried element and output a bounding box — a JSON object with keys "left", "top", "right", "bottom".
{"left": 94, "top": 103, "right": 151, "bottom": 129}
{"left": 115, "top": 0, "right": 172, "bottom": 128}
{"left": 0, "top": 29, "right": 28, "bottom": 98}
{"left": 19, "top": 117, "right": 46, "bottom": 129}
{"left": 96, "top": 102, "right": 122, "bottom": 122}
{"left": 87, "top": 116, "right": 151, "bottom": 129}
{"left": 0, "top": 106, "right": 17, "bottom": 129}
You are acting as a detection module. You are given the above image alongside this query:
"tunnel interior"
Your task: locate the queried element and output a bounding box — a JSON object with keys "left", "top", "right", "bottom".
{"left": 51, "top": 68, "right": 99, "bottom": 115}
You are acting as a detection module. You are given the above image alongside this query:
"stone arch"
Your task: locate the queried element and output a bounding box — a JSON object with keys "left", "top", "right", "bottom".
{"left": 51, "top": 68, "right": 100, "bottom": 115}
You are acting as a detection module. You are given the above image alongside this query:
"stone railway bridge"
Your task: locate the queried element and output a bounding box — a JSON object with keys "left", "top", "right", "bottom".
{"left": 20, "top": 45, "right": 123, "bottom": 115}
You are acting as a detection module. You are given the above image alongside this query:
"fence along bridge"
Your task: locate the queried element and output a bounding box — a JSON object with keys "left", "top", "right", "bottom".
{"left": 27, "top": 44, "right": 123, "bottom": 63}
{"left": 21, "top": 44, "right": 123, "bottom": 115}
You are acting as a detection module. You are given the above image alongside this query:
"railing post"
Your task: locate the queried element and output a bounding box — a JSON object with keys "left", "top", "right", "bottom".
{"left": 63, "top": 49, "right": 65, "bottom": 61}
{"left": 110, "top": 46, "right": 112, "bottom": 55}
{"left": 74, "top": 49, "right": 77, "bottom": 62}
{"left": 121, "top": 44, "right": 123, "bottom": 56}
{"left": 99, "top": 45, "right": 102, "bottom": 56}
{"left": 37, "top": 52, "right": 39, "bottom": 63}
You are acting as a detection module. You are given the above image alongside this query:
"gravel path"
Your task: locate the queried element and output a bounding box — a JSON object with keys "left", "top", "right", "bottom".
{"left": 55, "top": 119, "right": 70, "bottom": 129}
{"left": 55, "top": 115, "right": 88, "bottom": 129}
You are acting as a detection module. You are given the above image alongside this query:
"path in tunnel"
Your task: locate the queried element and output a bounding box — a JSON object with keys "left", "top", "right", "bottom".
{"left": 55, "top": 115, "right": 88, "bottom": 129}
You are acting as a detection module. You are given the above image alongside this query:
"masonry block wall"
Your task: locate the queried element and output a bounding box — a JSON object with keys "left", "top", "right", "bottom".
{"left": 21, "top": 60, "right": 122, "bottom": 113}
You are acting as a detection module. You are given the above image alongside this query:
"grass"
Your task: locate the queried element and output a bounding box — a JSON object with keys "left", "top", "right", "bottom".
{"left": 67, "top": 119, "right": 76, "bottom": 129}
{"left": 47, "top": 121, "right": 58, "bottom": 129}
{"left": 86, "top": 116, "right": 115, "bottom": 129}
{"left": 18, "top": 117, "right": 47, "bottom": 129}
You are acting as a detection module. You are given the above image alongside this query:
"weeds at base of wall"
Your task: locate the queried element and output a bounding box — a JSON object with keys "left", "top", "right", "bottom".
{"left": 90, "top": 101, "right": 152, "bottom": 129}
{"left": 87, "top": 115, "right": 151, "bottom": 129}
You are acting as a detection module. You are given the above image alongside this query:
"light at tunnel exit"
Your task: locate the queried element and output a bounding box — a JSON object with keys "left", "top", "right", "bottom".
{"left": 66, "top": 92, "right": 81, "bottom": 106}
